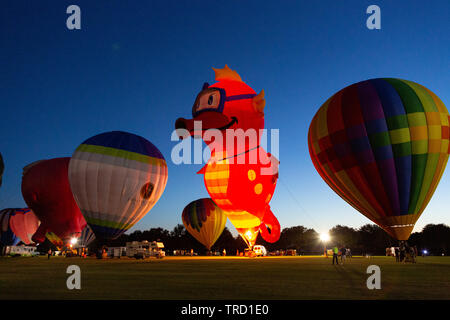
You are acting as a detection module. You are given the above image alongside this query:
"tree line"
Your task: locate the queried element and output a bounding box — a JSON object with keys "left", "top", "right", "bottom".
{"left": 38, "top": 223, "right": 450, "bottom": 256}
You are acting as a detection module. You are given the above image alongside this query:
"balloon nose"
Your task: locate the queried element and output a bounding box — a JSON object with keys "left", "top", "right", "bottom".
{"left": 175, "top": 118, "right": 189, "bottom": 139}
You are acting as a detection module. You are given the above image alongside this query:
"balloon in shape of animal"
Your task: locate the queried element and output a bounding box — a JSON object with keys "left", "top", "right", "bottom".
{"left": 175, "top": 65, "right": 280, "bottom": 247}
{"left": 309, "top": 78, "right": 450, "bottom": 240}
{"left": 182, "top": 198, "right": 227, "bottom": 250}
{"left": 68, "top": 131, "right": 168, "bottom": 241}
{"left": 21, "top": 158, "right": 87, "bottom": 244}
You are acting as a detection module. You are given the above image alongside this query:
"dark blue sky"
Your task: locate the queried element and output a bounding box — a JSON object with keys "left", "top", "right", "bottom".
{"left": 1, "top": 0, "right": 449, "bottom": 235}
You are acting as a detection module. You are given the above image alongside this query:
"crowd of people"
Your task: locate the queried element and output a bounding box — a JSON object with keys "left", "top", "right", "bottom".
{"left": 331, "top": 245, "right": 351, "bottom": 265}
{"left": 387, "top": 241, "right": 418, "bottom": 263}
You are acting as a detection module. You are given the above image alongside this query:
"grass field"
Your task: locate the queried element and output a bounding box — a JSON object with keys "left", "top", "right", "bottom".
{"left": 1, "top": 255, "right": 449, "bottom": 300}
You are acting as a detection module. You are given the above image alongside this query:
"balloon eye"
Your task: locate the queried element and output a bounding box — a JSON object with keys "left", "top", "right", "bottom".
{"left": 208, "top": 95, "right": 214, "bottom": 105}
{"left": 140, "top": 182, "right": 154, "bottom": 199}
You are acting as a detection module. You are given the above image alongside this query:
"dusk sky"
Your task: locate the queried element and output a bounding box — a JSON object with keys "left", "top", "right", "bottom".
{"left": 1, "top": 0, "right": 449, "bottom": 237}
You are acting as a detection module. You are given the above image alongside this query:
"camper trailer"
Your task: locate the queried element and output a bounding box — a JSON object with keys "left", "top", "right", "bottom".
{"left": 6, "top": 246, "right": 39, "bottom": 256}
{"left": 107, "top": 247, "right": 126, "bottom": 258}
{"left": 126, "top": 240, "right": 165, "bottom": 259}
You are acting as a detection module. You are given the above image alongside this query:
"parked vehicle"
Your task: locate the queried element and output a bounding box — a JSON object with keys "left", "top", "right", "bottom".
{"left": 126, "top": 240, "right": 165, "bottom": 259}
{"left": 106, "top": 247, "right": 126, "bottom": 258}
{"left": 5, "top": 245, "right": 39, "bottom": 256}
{"left": 253, "top": 245, "right": 267, "bottom": 257}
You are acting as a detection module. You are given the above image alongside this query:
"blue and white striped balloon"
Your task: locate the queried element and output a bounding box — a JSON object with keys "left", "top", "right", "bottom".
{"left": 68, "top": 131, "right": 168, "bottom": 240}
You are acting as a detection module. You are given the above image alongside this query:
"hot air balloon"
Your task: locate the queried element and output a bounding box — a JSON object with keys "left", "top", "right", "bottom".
{"left": 1, "top": 209, "right": 40, "bottom": 250}
{"left": 175, "top": 65, "right": 281, "bottom": 247}
{"left": 182, "top": 198, "right": 227, "bottom": 251}
{"left": 68, "top": 131, "right": 168, "bottom": 241}
{"left": 0, "top": 209, "right": 20, "bottom": 246}
{"left": 21, "top": 158, "right": 87, "bottom": 244}
{"left": 76, "top": 225, "right": 96, "bottom": 248}
{"left": 8, "top": 208, "right": 40, "bottom": 245}
{"left": 46, "top": 224, "right": 94, "bottom": 249}
{"left": 45, "top": 232, "right": 64, "bottom": 250}
{"left": 309, "top": 78, "right": 450, "bottom": 240}
{"left": 0, "top": 153, "right": 4, "bottom": 188}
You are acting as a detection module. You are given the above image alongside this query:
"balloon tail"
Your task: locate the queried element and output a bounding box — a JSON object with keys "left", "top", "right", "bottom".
{"left": 259, "top": 207, "right": 280, "bottom": 243}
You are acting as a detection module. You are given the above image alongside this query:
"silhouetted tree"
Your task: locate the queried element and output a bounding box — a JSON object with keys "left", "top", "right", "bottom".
{"left": 82, "top": 222, "right": 450, "bottom": 256}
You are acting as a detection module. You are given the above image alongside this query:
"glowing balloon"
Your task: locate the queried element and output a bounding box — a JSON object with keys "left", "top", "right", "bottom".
{"left": 21, "top": 158, "right": 87, "bottom": 243}
{"left": 68, "top": 131, "right": 168, "bottom": 241}
{"left": 46, "top": 225, "right": 94, "bottom": 249}
{"left": 8, "top": 208, "right": 40, "bottom": 245}
{"left": 175, "top": 65, "right": 281, "bottom": 247}
{"left": 182, "top": 198, "right": 227, "bottom": 250}
{"left": 309, "top": 78, "right": 450, "bottom": 240}
{"left": 1, "top": 208, "right": 39, "bottom": 246}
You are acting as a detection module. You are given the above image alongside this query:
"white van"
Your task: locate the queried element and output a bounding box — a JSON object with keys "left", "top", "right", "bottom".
{"left": 253, "top": 245, "right": 267, "bottom": 257}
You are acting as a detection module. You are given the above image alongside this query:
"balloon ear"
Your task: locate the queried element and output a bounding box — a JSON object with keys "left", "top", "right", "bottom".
{"left": 202, "top": 82, "right": 209, "bottom": 90}
{"left": 253, "top": 90, "right": 265, "bottom": 115}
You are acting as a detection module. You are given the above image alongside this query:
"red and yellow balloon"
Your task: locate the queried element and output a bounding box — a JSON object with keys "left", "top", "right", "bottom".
{"left": 182, "top": 198, "right": 227, "bottom": 250}
{"left": 175, "top": 65, "right": 281, "bottom": 248}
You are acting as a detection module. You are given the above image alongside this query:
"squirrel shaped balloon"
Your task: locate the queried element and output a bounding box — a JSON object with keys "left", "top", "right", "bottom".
{"left": 175, "top": 65, "right": 280, "bottom": 247}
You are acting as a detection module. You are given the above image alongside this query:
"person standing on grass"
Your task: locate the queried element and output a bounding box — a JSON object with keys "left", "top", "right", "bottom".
{"left": 340, "top": 246, "right": 347, "bottom": 264}
{"left": 47, "top": 249, "right": 52, "bottom": 260}
{"left": 332, "top": 245, "right": 339, "bottom": 265}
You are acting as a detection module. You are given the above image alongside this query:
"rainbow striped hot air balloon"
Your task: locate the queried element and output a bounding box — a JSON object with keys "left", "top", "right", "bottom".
{"left": 309, "top": 78, "right": 449, "bottom": 240}
{"left": 182, "top": 198, "right": 227, "bottom": 250}
{"left": 68, "top": 131, "right": 168, "bottom": 241}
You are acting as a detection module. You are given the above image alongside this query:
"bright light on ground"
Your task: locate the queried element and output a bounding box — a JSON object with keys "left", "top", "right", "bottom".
{"left": 319, "top": 232, "right": 330, "bottom": 242}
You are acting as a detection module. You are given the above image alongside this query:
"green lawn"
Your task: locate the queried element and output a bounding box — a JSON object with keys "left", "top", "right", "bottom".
{"left": 1, "top": 255, "right": 449, "bottom": 300}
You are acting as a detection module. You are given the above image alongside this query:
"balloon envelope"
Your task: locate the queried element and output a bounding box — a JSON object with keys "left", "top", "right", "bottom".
{"left": 0, "top": 209, "right": 20, "bottom": 246}
{"left": 9, "top": 208, "right": 40, "bottom": 245}
{"left": 45, "top": 232, "right": 64, "bottom": 249}
{"left": 182, "top": 198, "right": 227, "bottom": 250}
{"left": 46, "top": 225, "right": 94, "bottom": 249}
{"left": 309, "top": 78, "right": 450, "bottom": 240}
{"left": 21, "top": 158, "right": 87, "bottom": 243}
{"left": 0, "top": 152, "right": 4, "bottom": 187}
{"left": 76, "top": 225, "right": 96, "bottom": 248}
{"left": 68, "top": 131, "right": 168, "bottom": 240}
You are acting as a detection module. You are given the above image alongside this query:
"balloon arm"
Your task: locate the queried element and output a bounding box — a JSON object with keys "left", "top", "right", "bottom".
{"left": 259, "top": 207, "right": 280, "bottom": 243}
{"left": 197, "top": 165, "right": 207, "bottom": 175}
